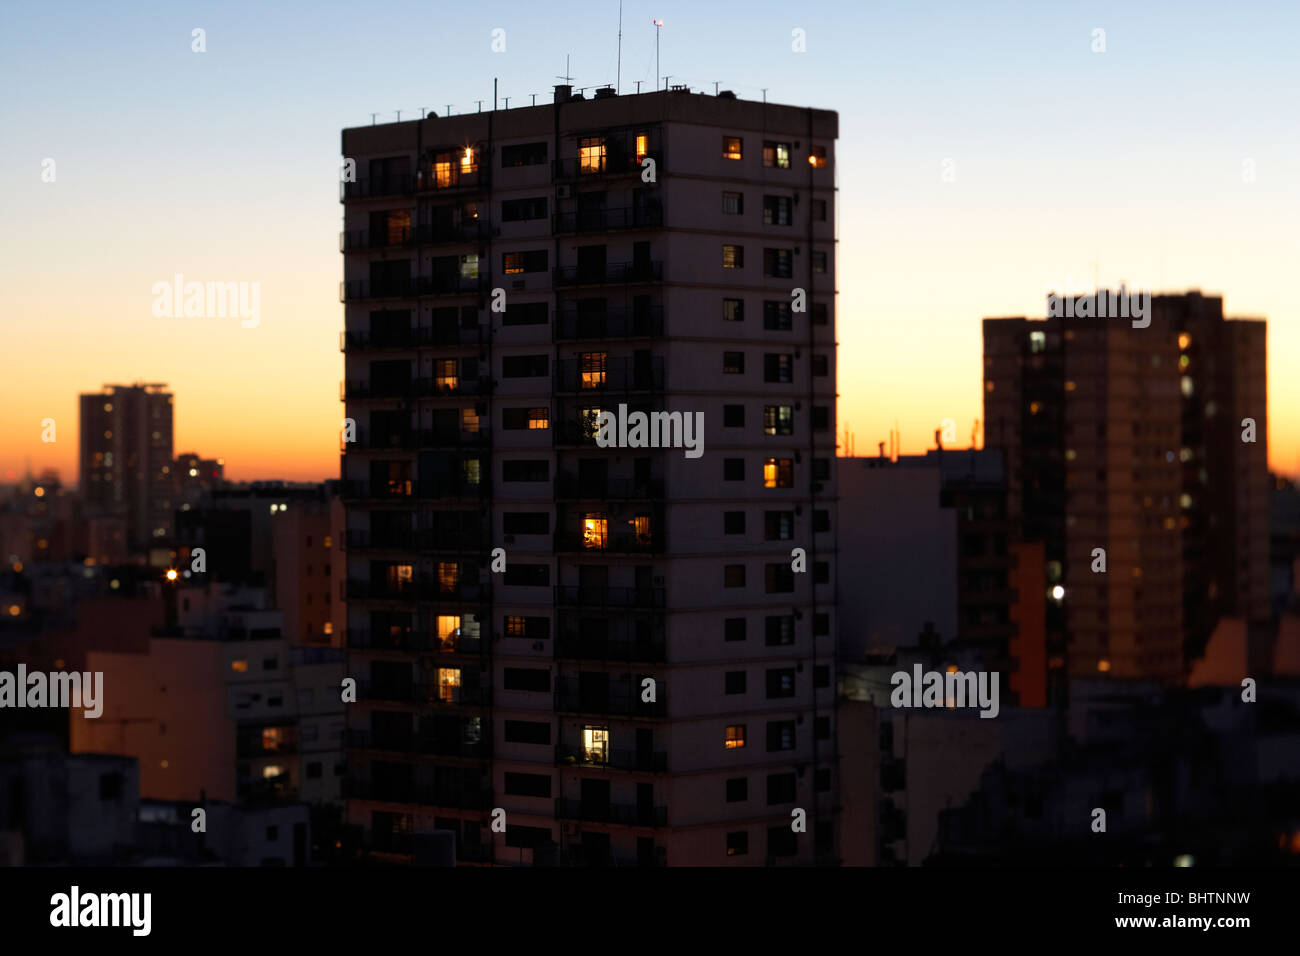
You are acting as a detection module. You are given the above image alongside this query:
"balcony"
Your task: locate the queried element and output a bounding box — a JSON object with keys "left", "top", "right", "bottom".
{"left": 340, "top": 275, "right": 491, "bottom": 302}
{"left": 346, "top": 427, "right": 492, "bottom": 451}
{"left": 340, "top": 326, "right": 487, "bottom": 351}
{"left": 554, "top": 307, "right": 664, "bottom": 341}
{"left": 346, "top": 629, "right": 485, "bottom": 655}
{"left": 554, "top": 677, "right": 667, "bottom": 718}
{"left": 339, "top": 222, "right": 491, "bottom": 252}
{"left": 555, "top": 633, "right": 666, "bottom": 664}
{"left": 343, "top": 376, "right": 493, "bottom": 399}
{"left": 338, "top": 478, "right": 487, "bottom": 502}
{"left": 554, "top": 586, "right": 665, "bottom": 609}
{"left": 552, "top": 261, "right": 663, "bottom": 287}
{"left": 553, "top": 205, "right": 663, "bottom": 234}
{"left": 554, "top": 797, "right": 667, "bottom": 827}
{"left": 356, "top": 680, "right": 492, "bottom": 707}
{"left": 555, "top": 745, "right": 668, "bottom": 772}
{"left": 553, "top": 151, "right": 662, "bottom": 180}
{"left": 344, "top": 776, "right": 494, "bottom": 810}
{"left": 341, "top": 174, "right": 416, "bottom": 200}
{"left": 346, "top": 728, "right": 491, "bottom": 759}
{"left": 554, "top": 472, "right": 664, "bottom": 500}
{"left": 345, "top": 578, "right": 492, "bottom": 605}
{"left": 553, "top": 530, "right": 663, "bottom": 555}
{"left": 415, "top": 165, "right": 490, "bottom": 194}
{"left": 554, "top": 356, "right": 665, "bottom": 394}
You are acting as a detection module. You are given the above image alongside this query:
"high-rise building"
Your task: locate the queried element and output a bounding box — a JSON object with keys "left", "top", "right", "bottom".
{"left": 79, "top": 383, "right": 175, "bottom": 554}
{"left": 340, "top": 85, "right": 838, "bottom": 865}
{"left": 983, "top": 290, "right": 1268, "bottom": 687}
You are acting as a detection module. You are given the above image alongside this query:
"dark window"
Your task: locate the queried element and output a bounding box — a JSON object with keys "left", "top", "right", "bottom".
{"left": 763, "top": 248, "right": 793, "bottom": 278}
{"left": 501, "top": 197, "right": 548, "bottom": 221}
{"left": 723, "top": 298, "right": 744, "bottom": 322}
{"left": 503, "top": 301, "right": 549, "bottom": 326}
{"left": 766, "top": 722, "right": 796, "bottom": 753}
{"left": 723, "top": 511, "right": 746, "bottom": 535}
{"left": 812, "top": 354, "right": 829, "bottom": 376}
{"left": 501, "top": 142, "right": 547, "bottom": 167}
{"left": 726, "top": 777, "right": 748, "bottom": 802}
{"left": 814, "top": 561, "right": 830, "bottom": 584}
{"left": 724, "top": 671, "right": 746, "bottom": 694}
{"left": 723, "top": 458, "right": 745, "bottom": 481}
{"left": 765, "top": 564, "right": 795, "bottom": 594}
{"left": 723, "top": 404, "right": 745, "bottom": 427}
{"left": 815, "top": 767, "right": 832, "bottom": 792}
{"left": 503, "top": 512, "right": 549, "bottom": 535}
{"left": 723, "top": 351, "right": 745, "bottom": 374}
{"left": 765, "top": 615, "right": 794, "bottom": 646}
{"left": 762, "top": 195, "right": 792, "bottom": 226}
{"left": 812, "top": 250, "right": 828, "bottom": 274}
{"left": 504, "top": 563, "right": 549, "bottom": 586}
{"left": 727, "top": 831, "right": 749, "bottom": 856}
{"left": 764, "top": 511, "right": 794, "bottom": 541}
{"left": 306, "top": 762, "right": 322, "bottom": 779}
{"left": 503, "top": 407, "right": 549, "bottom": 430}
{"left": 812, "top": 303, "right": 828, "bottom": 325}
{"left": 505, "top": 615, "right": 551, "bottom": 640}
{"left": 812, "top": 407, "right": 829, "bottom": 431}
{"left": 503, "top": 668, "right": 550, "bottom": 692}
{"left": 722, "top": 191, "right": 744, "bottom": 215}
{"left": 766, "top": 669, "right": 796, "bottom": 698}
{"left": 724, "top": 564, "right": 746, "bottom": 588}
{"left": 768, "top": 826, "right": 797, "bottom": 857}
{"left": 815, "top": 716, "right": 831, "bottom": 740}
{"left": 814, "top": 665, "right": 830, "bottom": 688}
{"left": 502, "top": 354, "right": 548, "bottom": 377}
{"left": 504, "top": 772, "right": 552, "bottom": 798}
{"left": 98, "top": 773, "right": 124, "bottom": 802}
{"left": 766, "top": 771, "right": 797, "bottom": 803}
{"left": 813, "top": 458, "right": 831, "bottom": 481}
{"left": 763, "top": 301, "right": 792, "bottom": 331}
{"left": 505, "top": 720, "right": 551, "bottom": 745}
{"left": 763, "top": 354, "right": 793, "bottom": 383}
{"left": 724, "top": 618, "right": 747, "bottom": 642}
{"left": 813, "top": 613, "right": 829, "bottom": 636}
{"left": 502, "top": 459, "right": 548, "bottom": 482}
{"left": 812, "top": 198, "right": 827, "bottom": 221}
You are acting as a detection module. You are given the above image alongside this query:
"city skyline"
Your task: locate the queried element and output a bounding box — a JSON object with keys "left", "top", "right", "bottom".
{"left": 3, "top": 0, "right": 1298, "bottom": 483}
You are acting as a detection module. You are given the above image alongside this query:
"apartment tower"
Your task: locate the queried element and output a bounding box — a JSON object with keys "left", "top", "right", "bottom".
{"left": 340, "top": 84, "right": 838, "bottom": 865}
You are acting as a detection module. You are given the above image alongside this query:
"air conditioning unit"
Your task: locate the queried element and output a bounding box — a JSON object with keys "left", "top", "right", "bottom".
{"left": 557, "top": 184, "right": 573, "bottom": 199}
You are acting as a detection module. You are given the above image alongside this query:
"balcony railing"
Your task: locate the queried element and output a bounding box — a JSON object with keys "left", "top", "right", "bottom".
{"left": 341, "top": 174, "right": 416, "bottom": 200}
{"left": 553, "top": 530, "right": 663, "bottom": 554}
{"left": 340, "top": 326, "right": 487, "bottom": 350}
{"left": 346, "top": 427, "right": 492, "bottom": 451}
{"left": 343, "top": 376, "right": 493, "bottom": 399}
{"left": 554, "top": 586, "right": 665, "bottom": 609}
{"left": 554, "top": 473, "right": 664, "bottom": 500}
{"left": 554, "top": 677, "right": 667, "bottom": 718}
{"left": 343, "top": 529, "right": 485, "bottom": 552}
{"left": 553, "top": 151, "right": 662, "bottom": 180}
{"left": 553, "top": 205, "right": 664, "bottom": 234}
{"left": 347, "top": 628, "right": 485, "bottom": 654}
{"left": 346, "top": 728, "right": 491, "bottom": 758}
{"left": 554, "top": 356, "right": 665, "bottom": 394}
{"left": 554, "top": 797, "right": 667, "bottom": 827}
{"left": 554, "top": 307, "right": 664, "bottom": 341}
{"left": 552, "top": 261, "right": 663, "bottom": 287}
{"left": 340, "top": 221, "right": 491, "bottom": 252}
{"left": 338, "top": 479, "right": 488, "bottom": 502}
{"left": 555, "top": 745, "right": 668, "bottom": 772}
{"left": 346, "top": 578, "right": 492, "bottom": 604}
{"left": 344, "top": 777, "right": 494, "bottom": 810}
{"left": 555, "top": 633, "right": 666, "bottom": 664}
{"left": 357, "top": 680, "right": 491, "bottom": 707}
{"left": 414, "top": 166, "right": 490, "bottom": 193}
{"left": 341, "top": 275, "right": 491, "bottom": 301}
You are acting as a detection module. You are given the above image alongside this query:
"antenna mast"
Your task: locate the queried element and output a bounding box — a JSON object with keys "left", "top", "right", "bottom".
{"left": 616, "top": 2, "right": 623, "bottom": 94}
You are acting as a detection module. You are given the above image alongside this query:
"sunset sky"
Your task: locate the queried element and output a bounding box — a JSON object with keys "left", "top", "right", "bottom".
{"left": 2, "top": 0, "right": 1297, "bottom": 483}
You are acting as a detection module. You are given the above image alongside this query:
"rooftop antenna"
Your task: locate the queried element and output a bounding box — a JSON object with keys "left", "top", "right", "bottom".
{"left": 475, "top": 99, "right": 484, "bottom": 112}
{"left": 714, "top": 81, "right": 720, "bottom": 95}
{"left": 395, "top": 110, "right": 402, "bottom": 121}
{"left": 445, "top": 103, "right": 453, "bottom": 116}
{"left": 761, "top": 88, "right": 768, "bottom": 103}
{"left": 662, "top": 75, "right": 671, "bottom": 91}
{"left": 616, "top": 1, "right": 623, "bottom": 94}
{"left": 557, "top": 54, "right": 574, "bottom": 85}
{"left": 369, "top": 112, "right": 378, "bottom": 125}
{"left": 653, "top": 19, "right": 663, "bottom": 90}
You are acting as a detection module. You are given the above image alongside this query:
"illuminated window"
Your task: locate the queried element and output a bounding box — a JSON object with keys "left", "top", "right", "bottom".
{"left": 323, "top": 622, "right": 333, "bottom": 635}
{"left": 262, "top": 765, "right": 285, "bottom": 779}
{"left": 583, "top": 514, "right": 608, "bottom": 549}
{"left": 763, "top": 406, "right": 793, "bottom": 436}
{"left": 725, "top": 725, "right": 746, "bottom": 749}
{"left": 583, "top": 726, "right": 609, "bottom": 763}
{"left": 438, "top": 667, "right": 461, "bottom": 703}
{"left": 262, "top": 728, "right": 285, "bottom": 751}
{"left": 437, "top": 561, "right": 459, "bottom": 590}
{"left": 387, "top": 210, "right": 411, "bottom": 244}
{"left": 231, "top": 659, "right": 248, "bottom": 673}
{"left": 462, "top": 201, "right": 479, "bottom": 221}
{"left": 1064, "top": 381, "right": 1077, "bottom": 392}
{"left": 461, "top": 147, "right": 476, "bottom": 172}
{"left": 762, "top": 141, "right": 791, "bottom": 169}
{"left": 1179, "top": 354, "right": 1190, "bottom": 370}
{"left": 580, "top": 136, "right": 606, "bottom": 174}
{"left": 722, "top": 136, "right": 743, "bottom": 160}
{"left": 1181, "top": 376, "right": 1194, "bottom": 398}
{"left": 459, "top": 253, "right": 479, "bottom": 278}
{"left": 434, "top": 156, "right": 452, "bottom": 188}
{"left": 504, "top": 615, "right": 527, "bottom": 637}
{"left": 1178, "top": 333, "right": 1191, "bottom": 350}
{"left": 437, "top": 615, "right": 462, "bottom": 647}
{"left": 528, "top": 407, "right": 549, "bottom": 430}
{"left": 1030, "top": 330, "right": 1046, "bottom": 353}
{"left": 722, "top": 244, "right": 743, "bottom": 269}
{"left": 1029, "top": 401, "right": 1041, "bottom": 415}
{"left": 635, "top": 133, "right": 649, "bottom": 162}
{"left": 388, "top": 564, "right": 414, "bottom": 588}
{"left": 763, "top": 458, "right": 793, "bottom": 489}
{"left": 463, "top": 459, "right": 481, "bottom": 485}
{"left": 580, "top": 352, "right": 607, "bottom": 389}
{"left": 103, "top": 402, "right": 112, "bottom": 412}
{"left": 580, "top": 407, "right": 605, "bottom": 439}
{"left": 808, "top": 145, "right": 827, "bottom": 168}
{"left": 435, "top": 358, "right": 459, "bottom": 391}
{"left": 324, "top": 535, "right": 332, "bottom": 548}
{"left": 462, "top": 408, "right": 480, "bottom": 433}
{"left": 504, "top": 252, "right": 525, "bottom": 275}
